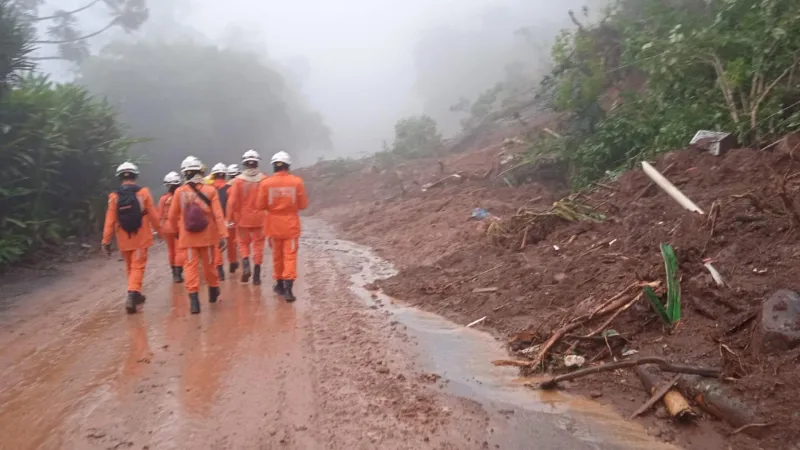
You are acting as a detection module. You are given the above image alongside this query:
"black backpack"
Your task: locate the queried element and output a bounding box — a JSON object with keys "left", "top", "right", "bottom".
{"left": 218, "top": 184, "right": 230, "bottom": 214}
{"left": 117, "top": 185, "right": 144, "bottom": 236}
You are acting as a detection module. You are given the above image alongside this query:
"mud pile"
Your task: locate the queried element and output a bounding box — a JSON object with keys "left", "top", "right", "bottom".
{"left": 305, "top": 144, "right": 800, "bottom": 449}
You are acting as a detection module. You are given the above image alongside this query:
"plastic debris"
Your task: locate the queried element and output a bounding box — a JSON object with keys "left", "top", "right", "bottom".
{"left": 471, "top": 208, "right": 490, "bottom": 220}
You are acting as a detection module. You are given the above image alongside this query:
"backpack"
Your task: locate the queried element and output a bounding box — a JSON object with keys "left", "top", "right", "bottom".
{"left": 184, "top": 184, "right": 212, "bottom": 233}
{"left": 218, "top": 184, "right": 230, "bottom": 214}
{"left": 116, "top": 185, "right": 144, "bottom": 237}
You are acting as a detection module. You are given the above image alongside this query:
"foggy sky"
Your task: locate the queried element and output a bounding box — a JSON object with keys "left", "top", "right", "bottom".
{"left": 38, "top": 0, "right": 601, "bottom": 159}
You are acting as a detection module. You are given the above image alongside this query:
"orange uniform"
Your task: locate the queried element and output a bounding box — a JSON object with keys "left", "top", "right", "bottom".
{"left": 212, "top": 178, "right": 238, "bottom": 267}
{"left": 256, "top": 172, "right": 308, "bottom": 280}
{"left": 226, "top": 174, "right": 268, "bottom": 265}
{"left": 167, "top": 183, "right": 228, "bottom": 294}
{"left": 158, "top": 192, "right": 184, "bottom": 268}
{"left": 102, "top": 182, "right": 161, "bottom": 292}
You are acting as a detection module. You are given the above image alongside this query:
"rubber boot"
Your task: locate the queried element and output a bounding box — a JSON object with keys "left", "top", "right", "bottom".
{"left": 189, "top": 293, "right": 200, "bottom": 314}
{"left": 134, "top": 291, "right": 146, "bottom": 304}
{"left": 229, "top": 262, "right": 239, "bottom": 274}
{"left": 172, "top": 266, "right": 182, "bottom": 283}
{"left": 217, "top": 265, "right": 225, "bottom": 281}
{"left": 241, "top": 257, "right": 251, "bottom": 283}
{"left": 284, "top": 280, "right": 296, "bottom": 302}
{"left": 253, "top": 264, "right": 261, "bottom": 285}
{"left": 126, "top": 291, "right": 137, "bottom": 314}
{"left": 209, "top": 286, "right": 220, "bottom": 304}
{"left": 273, "top": 279, "right": 285, "bottom": 296}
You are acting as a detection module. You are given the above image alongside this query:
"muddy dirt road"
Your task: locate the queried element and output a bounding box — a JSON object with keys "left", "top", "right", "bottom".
{"left": 0, "top": 220, "right": 674, "bottom": 450}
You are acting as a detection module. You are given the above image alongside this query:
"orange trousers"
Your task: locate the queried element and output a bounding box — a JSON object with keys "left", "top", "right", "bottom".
{"left": 164, "top": 233, "right": 184, "bottom": 267}
{"left": 122, "top": 248, "right": 148, "bottom": 292}
{"left": 214, "top": 227, "right": 238, "bottom": 266}
{"left": 184, "top": 246, "right": 219, "bottom": 293}
{"left": 270, "top": 237, "right": 299, "bottom": 280}
{"left": 237, "top": 227, "right": 265, "bottom": 265}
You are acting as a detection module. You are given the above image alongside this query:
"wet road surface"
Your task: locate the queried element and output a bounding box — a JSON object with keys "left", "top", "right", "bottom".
{"left": 0, "top": 220, "right": 674, "bottom": 449}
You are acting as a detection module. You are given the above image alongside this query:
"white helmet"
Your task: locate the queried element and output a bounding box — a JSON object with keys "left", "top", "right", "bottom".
{"left": 270, "top": 151, "right": 292, "bottom": 165}
{"left": 242, "top": 149, "right": 261, "bottom": 163}
{"left": 163, "top": 171, "right": 181, "bottom": 185}
{"left": 180, "top": 155, "right": 203, "bottom": 173}
{"left": 227, "top": 164, "right": 241, "bottom": 176}
{"left": 115, "top": 161, "right": 139, "bottom": 176}
{"left": 210, "top": 162, "right": 227, "bottom": 175}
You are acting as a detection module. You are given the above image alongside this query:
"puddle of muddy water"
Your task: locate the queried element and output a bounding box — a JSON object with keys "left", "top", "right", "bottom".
{"left": 303, "top": 221, "right": 677, "bottom": 450}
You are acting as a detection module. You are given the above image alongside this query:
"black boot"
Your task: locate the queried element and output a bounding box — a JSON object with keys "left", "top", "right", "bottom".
{"left": 273, "top": 279, "right": 285, "bottom": 296}
{"left": 172, "top": 266, "right": 182, "bottom": 283}
{"left": 253, "top": 264, "right": 261, "bottom": 285}
{"left": 284, "top": 280, "right": 296, "bottom": 302}
{"left": 126, "top": 291, "right": 137, "bottom": 314}
{"left": 209, "top": 286, "right": 220, "bottom": 303}
{"left": 176, "top": 266, "right": 184, "bottom": 283}
{"left": 241, "top": 257, "right": 251, "bottom": 283}
{"left": 134, "top": 291, "right": 146, "bottom": 304}
{"left": 189, "top": 293, "right": 200, "bottom": 314}
{"left": 229, "top": 262, "right": 239, "bottom": 274}
{"left": 217, "top": 265, "right": 225, "bottom": 281}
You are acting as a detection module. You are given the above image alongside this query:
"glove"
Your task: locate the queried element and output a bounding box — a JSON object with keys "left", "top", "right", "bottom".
{"left": 102, "top": 243, "right": 113, "bottom": 256}
{"left": 218, "top": 238, "right": 227, "bottom": 251}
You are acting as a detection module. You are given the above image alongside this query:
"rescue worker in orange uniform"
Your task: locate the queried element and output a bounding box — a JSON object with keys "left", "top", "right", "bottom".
{"left": 102, "top": 162, "right": 162, "bottom": 314}
{"left": 158, "top": 171, "right": 184, "bottom": 283}
{"left": 226, "top": 149, "right": 268, "bottom": 285}
{"left": 256, "top": 151, "right": 308, "bottom": 302}
{"left": 225, "top": 164, "right": 242, "bottom": 274}
{"left": 168, "top": 156, "right": 229, "bottom": 314}
{"left": 209, "top": 162, "right": 237, "bottom": 281}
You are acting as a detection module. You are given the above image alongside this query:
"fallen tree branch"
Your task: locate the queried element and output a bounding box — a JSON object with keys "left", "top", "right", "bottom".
{"left": 533, "top": 357, "right": 721, "bottom": 390}
{"left": 629, "top": 375, "right": 680, "bottom": 419}
{"left": 584, "top": 293, "right": 642, "bottom": 337}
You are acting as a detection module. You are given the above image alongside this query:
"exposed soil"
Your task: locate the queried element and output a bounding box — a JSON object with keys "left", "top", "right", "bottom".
{"left": 304, "top": 144, "right": 800, "bottom": 450}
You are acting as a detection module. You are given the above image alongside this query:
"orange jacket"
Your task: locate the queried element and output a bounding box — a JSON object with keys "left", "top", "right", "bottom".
{"left": 256, "top": 172, "right": 308, "bottom": 239}
{"left": 102, "top": 182, "right": 160, "bottom": 251}
{"left": 226, "top": 174, "right": 267, "bottom": 228}
{"left": 158, "top": 192, "right": 178, "bottom": 235}
{"left": 168, "top": 183, "right": 228, "bottom": 249}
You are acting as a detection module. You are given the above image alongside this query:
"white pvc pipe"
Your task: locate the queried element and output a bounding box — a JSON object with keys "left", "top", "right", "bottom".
{"left": 641, "top": 161, "right": 705, "bottom": 214}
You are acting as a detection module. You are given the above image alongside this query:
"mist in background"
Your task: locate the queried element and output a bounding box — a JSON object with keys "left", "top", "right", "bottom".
{"left": 31, "top": 0, "right": 607, "bottom": 168}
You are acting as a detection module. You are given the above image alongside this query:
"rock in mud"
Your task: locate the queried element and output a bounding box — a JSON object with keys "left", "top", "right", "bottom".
{"left": 756, "top": 289, "right": 800, "bottom": 353}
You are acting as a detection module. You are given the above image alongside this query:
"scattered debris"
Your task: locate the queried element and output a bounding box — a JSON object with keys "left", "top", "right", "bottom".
{"left": 564, "top": 355, "right": 586, "bottom": 368}
{"left": 466, "top": 316, "right": 487, "bottom": 328}
{"left": 690, "top": 130, "right": 736, "bottom": 156}
{"left": 703, "top": 262, "right": 726, "bottom": 287}
{"left": 533, "top": 357, "right": 720, "bottom": 390}
{"left": 634, "top": 367, "right": 694, "bottom": 420}
{"left": 641, "top": 161, "right": 705, "bottom": 214}
{"left": 753, "top": 289, "right": 800, "bottom": 352}
{"left": 629, "top": 374, "right": 681, "bottom": 420}
{"left": 622, "top": 349, "right": 639, "bottom": 357}
{"left": 677, "top": 375, "right": 766, "bottom": 437}
{"left": 472, "top": 287, "right": 499, "bottom": 293}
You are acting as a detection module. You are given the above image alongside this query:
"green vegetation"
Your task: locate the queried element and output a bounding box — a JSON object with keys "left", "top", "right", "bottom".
{"left": 644, "top": 244, "right": 681, "bottom": 325}
{"left": 0, "top": 1, "right": 134, "bottom": 268}
{"left": 536, "top": 0, "right": 800, "bottom": 186}
{"left": 384, "top": 115, "right": 442, "bottom": 158}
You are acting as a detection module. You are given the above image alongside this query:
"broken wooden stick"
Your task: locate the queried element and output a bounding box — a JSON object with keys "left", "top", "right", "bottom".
{"left": 584, "top": 293, "right": 642, "bottom": 338}
{"left": 629, "top": 375, "right": 680, "bottom": 419}
{"left": 438, "top": 265, "right": 502, "bottom": 293}
{"left": 641, "top": 161, "right": 705, "bottom": 214}
{"left": 534, "top": 357, "right": 720, "bottom": 390}
{"left": 677, "top": 375, "right": 767, "bottom": 437}
{"left": 634, "top": 367, "right": 694, "bottom": 420}
{"left": 634, "top": 162, "right": 676, "bottom": 201}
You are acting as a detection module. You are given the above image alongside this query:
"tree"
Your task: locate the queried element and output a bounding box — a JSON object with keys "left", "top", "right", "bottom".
{"left": 78, "top": 40, "right": 332, "bottom": 188}
{"left": 12, "top": 0, "right": 148, "bottom": 62}
{"left": 391, "top": 115, "right": 442, "bottom": 157}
